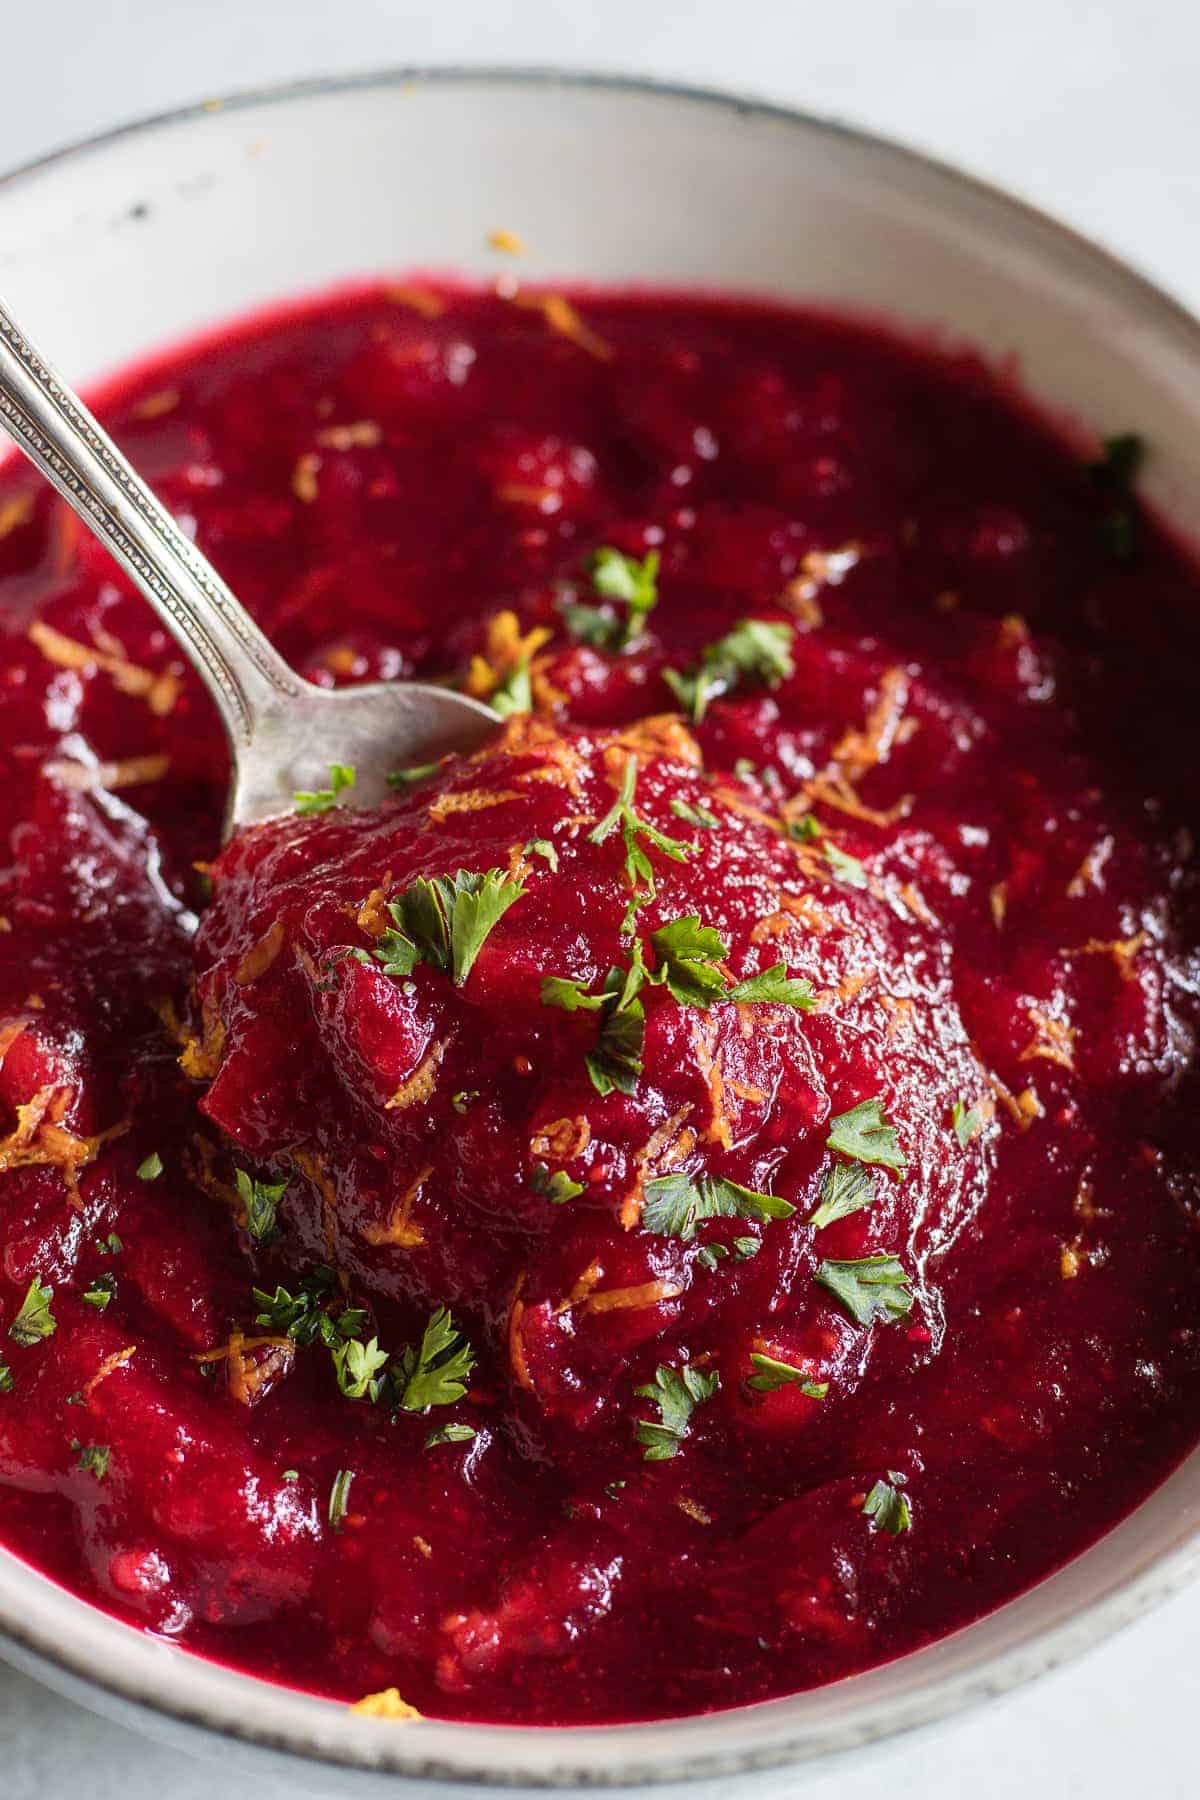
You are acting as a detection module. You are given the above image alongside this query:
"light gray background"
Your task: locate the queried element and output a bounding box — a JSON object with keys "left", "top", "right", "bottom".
{"left": 0, "top": 1, "right": 1196, "bottom": 1794}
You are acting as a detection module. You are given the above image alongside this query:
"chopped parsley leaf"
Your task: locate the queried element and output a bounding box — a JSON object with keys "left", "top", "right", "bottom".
{"left": 253, "top": 1267, "right": 352, "bottom": 1346}
{"left": 952, "top": 1099, "right": 985, "bottom": 1149}
{"left": 0, "top": 1362, "right": 12, "bottom": 1392}
{"left": 391, "top": 1307, "right": 475, "bottom": 1412}
{"left": 425, "top": 1422, "right": 477, "bottom": 1449}
{"left": 136, "top": 1151, "right": 163, "bottom": 1181}
{"left": 386, "top": 761, "right": 440, "bottom": 788}
{"left": 665, "top": 619, "right": 795, "bottom": 722}
{"left": 588, "top": 757, "right": 690, "bottom": 932}
{"left": 331, "top": 1335, "right": 389, "bottom": 1401}
{"left": 585, "top": 994, "right": 645, "bottom": 1097}
{"left": 649, "top": 914, "right": 729, "bottom": 1007}
{"left": 451, "top": 1090, "right": 479, "bottom": 1114}
{"left": 9, "top": 1278, "right": 56, "bottom": 1346}
{"left": 294, "top": 762, "right": 356, "bottom": 815}
{"left": 97, "top": 1233, "right": 122, "bottom": 1255}
{"left": 827, "top": 1097, "right": 907, "bottom": 1172}
{"left": 808, "top": 1163, "right": 876, "bottom": 1230}
{"left": 81, "top": 1273, "right": 116, "bottom": 1312}
{"left": 824, "top": 841, "right": 868, "bottom": 889}
{"left": 530, "top": 1163, "right": 584, "bottom": 1204}
{"left": 328, "top": 1467, "right": 354, "bottom": 1531}
{"left": 863, "top": 1472, "right": 913, "bottom": 1535}
{"left": 74, "top": 1443, "right": 110, "bottom": 1481}
{"left": 642, "top": 1172, "right": 794, "bottom": 1240}
{"left": 1089, "top": 432, "right": 1144, "bottom": 563}
{"left": 747, "top": 1353, "right": 828, "bottom": 1397}
{"left": 562, "top": 546, "right": 660, "bottom": 651}
{"left": 788, "top": 813, "right": 823, "bottom": 842}
{"left": 816, "top": 1254, "right": 914, "bottom": 1326}
{"left": 670, "top": 798, "right": 720, "bottom": 829}
{"left": 633, "top": 1362, "right": 720, "bottom": 1460}
{"left": 695, "top": 1243, "right": 729, "bottom": 1271}
{"left": 489, "top": 660, "right": 533, "bottom": 718}
{"left": 727, "top": 963, "right": 815, "bottom": 1009}
{"left": 281, "top": 1468, "right": 300, "bottom": 1481}
{"left": 733, "top": 1236, "right": 761, "bottom": 1260}
{"left": 525, "top": 838, "right": 559, "bottom": 871}
{"left": 381, "top": 867, "right": 527, "bottom": 987}
{"left": 540, "top": 975, "right": 607, "bottom": 1013}
{"left": 235, "top": 1167, "right": 289, "bottom": 1246}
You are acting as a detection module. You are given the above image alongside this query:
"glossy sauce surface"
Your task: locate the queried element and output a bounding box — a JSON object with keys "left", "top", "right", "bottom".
{"left": 0, "top": 285, "right": 1198, "bottom": 1723}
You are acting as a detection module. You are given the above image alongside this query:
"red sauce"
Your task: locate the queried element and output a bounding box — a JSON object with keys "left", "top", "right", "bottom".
{"left": 0, "top": 284, "right": 1198, "bottom": 1725}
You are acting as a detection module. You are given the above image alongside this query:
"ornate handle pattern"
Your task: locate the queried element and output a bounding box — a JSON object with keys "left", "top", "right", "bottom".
{"left": 0, "top": 296, "right": 304, "bottom": 748}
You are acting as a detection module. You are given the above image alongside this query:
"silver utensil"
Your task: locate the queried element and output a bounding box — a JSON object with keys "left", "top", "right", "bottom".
{"left": 0, "top": 298, "right": 497, "bottom": 833}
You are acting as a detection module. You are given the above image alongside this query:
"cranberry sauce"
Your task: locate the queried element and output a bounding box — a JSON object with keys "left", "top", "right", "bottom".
{"left": 0, "top": 283, "right": 1198, "bottom": 1724}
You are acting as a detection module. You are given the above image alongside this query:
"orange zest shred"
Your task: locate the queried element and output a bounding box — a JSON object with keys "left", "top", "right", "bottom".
{"left": 0, "top": 1084, "right": 127, "bottom": 1205}
{"left": 794, "top": 769, "right": 912, "bottom": 830}
{"left": 233, "top": 919, "right": 286, "bottom": 986}
{"left": 1066, "top": 933, "right": 1148, "bottom": 981}
{"left": 510, "top": 290, "right": 612, "bottom": 361}
{"left": 584, "top": 1278, "right": 684, "bottom": 1314}
{"left": 385, "top": 1037, "right": 450, "bottom": 1111}
{"left": 81, "top": 1344, "right": 137, "bottom": 1397}
{"left": 194, "top": 1327, "right": 295, "bottom": 1404}
{"left": 507, "top": 1273, "right": 533, "bottom": 1392}
{"left": 355, "top": 874, "right": 394, "bottom": 940}
{"left": 604, "top": 715, "right": 704, "bottom": 773}
{"left": 692, "top": 1020, "right": 732, "bottom": 1150}
{"left": 0, "top": 493, "right": 35, "bottom": 539}
{"left": 555, "top": 1258, "right": 604, "bottom": 1315}
{"left": 131, "top": 387, "right": 180, "bottom": 420}
{"left": 620, "top": 1103, "right": 694, "bottom": 1230}
{"left": 351, "top": 1687, "right": 422, "bottom": 1720}
{"left": 178, "top": 995, "right": 227, "bottom": 1082}
{"left": 1019, "top": 1005, "right": 1077, "bottom": 1072}
{"left": 43, "top": 753, "right": 170, "bottom": 792}
{"left": 989, "top": 881, "right": 1009, "bottom": 928}
{"left": 488, "top": 228, "right": 525, "bottom": 255}
{"left": 28, "top": 620, "right": 181, "bottom": 716}
{"left": 291, "top": 452, "right": 321, "bottom": 503}
{"left": 316, "top": 421, "right": 382, "bottom": 451}
{"left": 360, "top": 1165, "right": 432, "bottom": 1249}
{"left": 426, "top": 786, "right": 522, "bottom": 823}
{"left": 831, "top": 666, "right": 910, "bottom": 782}
{"left": 463, "top": 610, "right": 553, "bottom": 704}
{"left": 386, "top": 284, "right": 445, "bottom": 318}
{"left": 530, "top": 1116, "right": 591, "bottom": 1163}
{"left": 988, "top": 1069, "right": 1043, "bottom": 1131}
{"left": 1067, "top": 836, "right": 1114, "bottom": 899}
{"left": 729, "top": 1079, "right": 767, "bottom": 1104}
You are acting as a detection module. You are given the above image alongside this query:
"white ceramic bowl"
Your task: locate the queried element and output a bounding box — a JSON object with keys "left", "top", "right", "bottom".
{"left": 2, "top": 67, "right": 1200, "bottom": 1796}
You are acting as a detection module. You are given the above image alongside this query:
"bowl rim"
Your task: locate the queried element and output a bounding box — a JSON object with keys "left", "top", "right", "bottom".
{"left": 3, "top": 61, "right": 1200, "bottom": 1790}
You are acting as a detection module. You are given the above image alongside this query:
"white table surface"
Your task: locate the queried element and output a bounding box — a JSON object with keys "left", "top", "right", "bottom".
{"left": 1, "top": 0, "right": 1198, "bottom": 1793}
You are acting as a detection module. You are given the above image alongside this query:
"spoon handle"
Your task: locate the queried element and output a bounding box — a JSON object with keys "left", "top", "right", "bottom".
{"left": 0, "top": 295, "right": 304, "bottom": 747}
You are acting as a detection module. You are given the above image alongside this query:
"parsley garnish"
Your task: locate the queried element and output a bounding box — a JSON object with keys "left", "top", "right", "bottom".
{"left": 0, "top": 1363, "right": 12, "bottom": 1392}
{"left": 649, "top": 915, "right": 729, "bottom": 1006}
{"left": 585, "top": 992, "right": 646, "bottom": 1097}
{"left": 816, "top": 1255, "right": 914, "bottom": 1326}
{"left": 235, "top": 1168, "right": 289, "bottom": 1246}
{"left": 540, "top": 975, "right": 607, "bottom": 1013}
{"left": 525, "top": 838, "right": 559, "bottom": 871}
{"left": 425, "top": 1422, "right": 477, "bottom": 1449}
{"left": 665, "top": 619, "right": 795, "bottom": 722}
{"left": 670, "top": 798, "right": 719, "bottom": 829}
{"left": 1089, "top": 433, "right": 1144, "bottom": 563}
{"left": 328, "top": 1467, "right": 353, "bottom": 1531}
{"left": 633, "top": 1362, "right": 720, "bottom": 1460}
{"left": 530, "top": 1163, "right": 584, "bottom": 1204}
{"left": 136, "top": 1151, "right": 163, "bottom": 1181}
{"left": 951, "top": 1099, "right": 985, "bottom": 1148}
{"left": 808, "top": 1163, "right": 876, "bottom": 1230}
{"left": 386, "top": 761, "right": 440, "bottom": 788}
{"left": 81, "top": 1274, "right": 116, "bottom": 1312}
{"left": 9, "top": 1278, "right": 56, "bottom": 1346}
{"left": 562, "top": 546, "right": 660, "bottom": 651}
{"left": 452, "top": 1090, "right": 479, "bottom": 1114}
{"left": 733, "top": 1236, "right": 760, "bottom": 1259}
{"left": 490, "top": 661, "right": 532, "bottom": 718}
{"left": 588, "top": 757, "right": 691, "bottom": 932}
{"left": 73, "top": 1443, "right": 110, "bottom": 1481}
{"left": 97, "top": 1233, "right": 122, "bottom": 1255}
{"left": 387, "top": 1307, "right": 474, "bottom": 1411}
{"left": 827, "top": 1098, "right": 906, "bottom": 1172}
{"left": 253, "top": 1267, "right": 361, "bottom": 1346}
{"left": 641, "top": 1172, "right": 795, "bottom": 1239}
{"left": 727, "top": 964, "right": 815, "bottom": 1009}
{"left": 824, "top": 841, "right": 868, "bottom": 889}
{"left": 361, "top": 868, "right": 527, "bottom": 988}
{"left": 331, "top": 1335, "right": 389, "bottom": 1401}
{"left": 746, "top": 1354, "right": 828, "bottom": 1397}
{"left": 789, "top": 813, "right": 823, "bottom": 842}
{"left": 862, "top": 1472, "right": 912, "bottom": 1534}
{"left": 294, "top": 762, "right": 356, "bottom": 815}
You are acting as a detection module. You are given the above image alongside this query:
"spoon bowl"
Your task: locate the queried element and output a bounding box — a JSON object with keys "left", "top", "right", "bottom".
{"left": 0, "top": 298, "right": 499, "bottom": 835}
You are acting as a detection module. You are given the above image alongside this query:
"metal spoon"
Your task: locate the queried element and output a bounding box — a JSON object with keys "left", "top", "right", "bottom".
{"left": 0, "top": 297, "right": 498, "bottom": 835}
